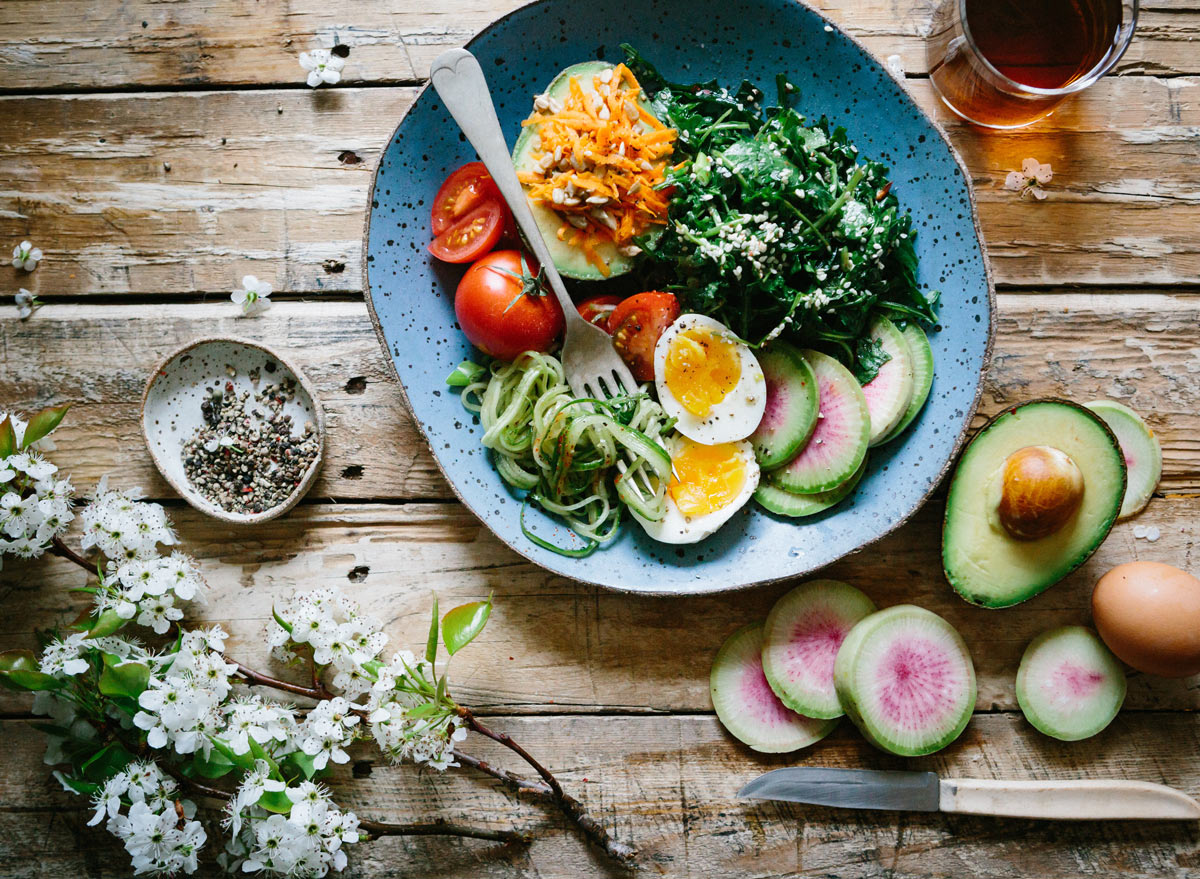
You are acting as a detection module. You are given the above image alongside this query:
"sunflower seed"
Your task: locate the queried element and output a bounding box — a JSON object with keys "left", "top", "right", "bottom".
{"left": 551, "top": 188, "right": 565, "bottom": 204}
{"left": 599, "top": 68, "right": 614, "bottom": 83}
{"left": 566, "top": 213, "right": 589, "bottom": 228}
{"left": 590, "top": 208, "right": 617, "bottom": 230}
{"left": 625, "top": 100, "right": 640, "bottom": 122}
{"left": 618, "top": 245, "right": 642, "bottom": 257}
{"left": 585, "top": 195, "right": 610, "bottom": 205}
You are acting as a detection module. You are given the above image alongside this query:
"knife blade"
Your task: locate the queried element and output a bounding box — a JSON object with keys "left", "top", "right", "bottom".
{"left": 738, "top": 768, "right": 1200, "bottom": 820}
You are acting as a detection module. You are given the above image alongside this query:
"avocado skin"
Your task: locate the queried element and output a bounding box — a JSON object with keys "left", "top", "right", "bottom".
{"left": 941, "top": 398, "right": 1126, "bottom": 609}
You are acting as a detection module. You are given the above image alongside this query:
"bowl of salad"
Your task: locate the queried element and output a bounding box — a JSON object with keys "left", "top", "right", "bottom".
{"left": 364, "top": 0, "right": 994, "bottom": 594}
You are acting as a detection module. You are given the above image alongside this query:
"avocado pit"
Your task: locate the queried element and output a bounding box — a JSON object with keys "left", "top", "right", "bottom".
{"left": 996, "top": 445, "right": 1084, "bottom": 540}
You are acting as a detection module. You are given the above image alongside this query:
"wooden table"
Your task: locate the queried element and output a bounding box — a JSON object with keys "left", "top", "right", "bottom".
{"left": 2, "top": 2, "right": 1199, "bottom": 876}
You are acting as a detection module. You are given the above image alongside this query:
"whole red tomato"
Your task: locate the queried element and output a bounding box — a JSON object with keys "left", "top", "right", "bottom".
{"left": 455, "top": 251, "right": 564, "bottom": 361}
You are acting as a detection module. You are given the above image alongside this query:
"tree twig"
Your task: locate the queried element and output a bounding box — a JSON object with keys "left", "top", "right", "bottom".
{"left": 50, "top": 535, "right": 92, "bottom": 572}
{"left": 232, "top": 660, "right": 327, "bottom": 701}
{"left": 453, "top": 749, "right": 553, "bottom": 797}
{"left": 358, "top": 818, "right": 530, "bottom": 845}
{"left": 455, "top": 712, "right": 637, "bottom": 868}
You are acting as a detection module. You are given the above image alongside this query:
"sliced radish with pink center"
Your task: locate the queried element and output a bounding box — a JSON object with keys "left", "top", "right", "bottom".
{"left": 1016, "top": 625, "right": 1126, "bottom": 741}
{"left": 834, "top": 605, "right": 976, "bottom": 756}
{"left": 762, "top": 580, "right": 876, "bottom": 719}
{"left": 860, "top": 316, "right": 915, "bottom": 446}
{"left": 1085, "top": 400, "right": 1161, "bottom": 519}
{"left": 710, "top": 622, "right": 838, "bottom": 753}
{"left": 751, "top": 342, "right": 819, "bottom": 469}
{"left": 770, "top": 350, "right": 869, "bottom": 494}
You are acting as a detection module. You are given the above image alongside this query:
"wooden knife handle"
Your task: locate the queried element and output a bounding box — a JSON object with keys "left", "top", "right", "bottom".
{"left": 939, "top": 778, "right": 1200, "bottom": 820}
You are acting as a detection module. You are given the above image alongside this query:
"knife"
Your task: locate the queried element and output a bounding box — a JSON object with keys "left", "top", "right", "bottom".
{"left": 738, "top": 768, "right": 1200, "bottom": 820}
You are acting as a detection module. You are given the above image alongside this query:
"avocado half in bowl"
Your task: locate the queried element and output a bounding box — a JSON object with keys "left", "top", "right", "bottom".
{"left": 511, "top": 60, "right": 662, "bottom": 280}
{"left": 942, "top": 399, "right": 1127, "bottom": 608}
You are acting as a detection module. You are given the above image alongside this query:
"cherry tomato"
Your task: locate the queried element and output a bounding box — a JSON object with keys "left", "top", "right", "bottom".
{"left": 431, "top": 162, "right": 503, "bottom": 236}
{"left": 455, "top": 250, "right": 564, "bottom": 361}
{"left": 577, "top": 294, "right": 623, "bottom": 331}
{"left": 428, "top": 201, "right": 506, "bottom": 264}
{"left": 608, "top": 291, "right": 681, "bottom": 382}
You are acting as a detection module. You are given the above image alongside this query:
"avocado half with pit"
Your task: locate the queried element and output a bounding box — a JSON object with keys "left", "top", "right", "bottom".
{"left": 942, "top": 399, "right": 1126, "bottom": 608}
{"left": 511, "top": 61, "right": 661, "bottom": 281}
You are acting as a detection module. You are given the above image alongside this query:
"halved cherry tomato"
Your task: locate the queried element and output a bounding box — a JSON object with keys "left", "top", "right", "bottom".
{"left": 455, "top": 250, "right": 564, "bottom": 361}
{"left": 431, "top": 162, "right": 503, "bottom": 236}
{"left": 608, "top": 291, "right": 681, "bottom": 382}
{"left": 577, "top": 294, "right": 623, "bottom": 331}
{"left": 428, "top": 201, "right": 506, "bottom": 264}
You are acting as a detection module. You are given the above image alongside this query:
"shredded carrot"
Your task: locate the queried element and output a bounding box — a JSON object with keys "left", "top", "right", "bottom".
{"left": 519, "top": 64, "right": 677, "bottom": 254}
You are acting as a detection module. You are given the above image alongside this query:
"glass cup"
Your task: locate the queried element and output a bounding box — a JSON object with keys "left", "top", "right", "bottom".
{"left": 926, "top": 0, "right": 1139, "bottom": 129}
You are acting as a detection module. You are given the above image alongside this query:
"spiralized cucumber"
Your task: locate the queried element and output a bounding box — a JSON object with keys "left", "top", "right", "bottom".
{"left": 460, "top": 351, "right": 673, "bottom": 552}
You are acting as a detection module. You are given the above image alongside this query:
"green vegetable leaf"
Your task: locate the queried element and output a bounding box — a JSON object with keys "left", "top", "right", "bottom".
{"left": 441, "top": 593, "right": 492, "bottom": 656}
{"left": 0, "top": 416, "right": 15, "bottom": 459}
{"left": 852, "top": 335, "right": 891, "bottom": 385}
{"left": 98, "top": 654, "right": 150, "bottom": 700}
{"left": 445, "top": 360, "right": 486, "bottom": 387}
{"left": 425, "top": 593, "right": 439, "bottom": 664}
{"left": 21, "top": 403, "right": 71, "bottom": 449}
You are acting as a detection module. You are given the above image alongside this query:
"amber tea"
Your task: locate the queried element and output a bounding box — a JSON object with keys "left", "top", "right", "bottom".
{"left": 927, "top": 0, "right": 1137, "bottom": 128}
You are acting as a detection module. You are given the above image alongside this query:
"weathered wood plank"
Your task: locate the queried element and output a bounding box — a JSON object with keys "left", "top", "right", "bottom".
{"left": 1, "top": 80, "right": 1198, "bottom": 294}
{"left": 0, "top": 0, "right": 1195, "bottom": 90}
{"left": 2, "top": 495, "right": 1197, "bottom": 717}
{"left": 3, "top": 713, "right": 1200, "bottom": 878}
{"left": 4, "top": 293, "right": 1199, "bottom": 502}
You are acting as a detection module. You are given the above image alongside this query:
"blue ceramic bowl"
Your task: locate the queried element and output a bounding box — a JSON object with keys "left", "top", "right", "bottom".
{"left": 364, "top": 0, "right": 994, "bottom": 595}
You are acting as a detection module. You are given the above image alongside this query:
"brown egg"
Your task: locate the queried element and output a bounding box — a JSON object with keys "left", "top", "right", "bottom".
{"left": 1092, "top": 561, "right": 1200, "bottom": 678}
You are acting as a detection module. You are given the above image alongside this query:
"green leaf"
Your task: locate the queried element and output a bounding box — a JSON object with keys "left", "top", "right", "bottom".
{"left": 284, "top": 750, "right": 321, "bottom": 781}
{"left": 80, "top": 742, "right": 134, "bottom": 783}
{"left": 0, "top": 648, "right": 39, "bottom": 674}
{"left": 257, "top": 788, "right": 293, "bottom": 814}
{"left": 0, "top": 667, "right": 65, "bottom": 692}
{"left": 272, "top": 607, "right": 294, "bottom": 635}
{"left": 98, "top": 654, "right": 150, "bottom": 700}
{"left": 190, "top": 748, "right": 237, "bottom": 779}
{"left": 209, "top": 737, "right": 258, "bottom": 772}
{"left": 405, "top": 701, "right": 440, "bottom": 720}
{"left": 21, "top": 403, "right": 71, "bottom": 449}
{"left": 441, "top": 594, "right": 492, "bottom": 656}
{"left": 0, "top": 416, "right": 14, "bottom": 459}
{"left": 53, "top": 771, "right": 100, "bottom": 796}
{"left": 85, "top": 608, "right": 127, "bottom": 639}
{"left": 445, "top": 360, "right": 486, "bottom": 388}
{"left": 425, "top": 594, "right": 439, "bottom": 664}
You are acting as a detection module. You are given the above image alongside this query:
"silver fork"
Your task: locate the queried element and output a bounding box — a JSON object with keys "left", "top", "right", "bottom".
{"left": 429, "top": 48, "right": 638, "bottom": 404}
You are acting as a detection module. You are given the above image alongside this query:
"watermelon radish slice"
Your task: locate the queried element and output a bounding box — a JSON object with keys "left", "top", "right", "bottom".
{"left": 1084, "top": 400, "right": 1161, "bottom": 519}
{"left": 881, "top": 323, "right": 934, "bottom": 444}
{"left": 770, "top": 350, "right": 870, "bottom": 494}
{"left": 860, "top": 316, "right": 915, "bottom": 446}
{"left": 710, "top": 623, "right": 838, "bottom": 753}
{"left": 757, "top": 456, "right": 866, "bottom": 517}
{"left": 750, "top": 342, "right": 819, "bottom": 469}
{"left": 1016, "top": 625, "right": 1126, "bottom": 742}
{"left": 762, "top": 580, "right": 877, "bottom": 719}
{"left": 833, "top": 605, "right": 976, "bottom": 756}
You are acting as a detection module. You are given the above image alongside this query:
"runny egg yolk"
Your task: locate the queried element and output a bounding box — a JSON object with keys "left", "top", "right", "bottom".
{"left": 664, "top": 327, "right": 742, "bottom": 417}
{"left": 668, "top": 439, "right": 748, "bottom": 516}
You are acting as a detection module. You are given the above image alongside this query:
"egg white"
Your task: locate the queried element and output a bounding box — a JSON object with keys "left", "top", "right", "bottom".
{"left": 653, "top": 313, "right": 767, "bottom": 445}
{"left": 632, "top": 436, "right": 760, "bottom": 544}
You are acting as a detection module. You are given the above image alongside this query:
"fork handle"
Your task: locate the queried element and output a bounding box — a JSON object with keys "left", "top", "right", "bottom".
{"left": 429, "top": 49, "right": 577, "bottom": 322}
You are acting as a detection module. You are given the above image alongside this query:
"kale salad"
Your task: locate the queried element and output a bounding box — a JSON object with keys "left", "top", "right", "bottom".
{"left": 625, "top": 46, "right": 939, "bottom": 383}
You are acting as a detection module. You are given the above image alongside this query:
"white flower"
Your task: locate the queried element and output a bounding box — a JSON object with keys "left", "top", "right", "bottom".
{"left": 12, "top": 240, "right": 42, "bottom": 271}
{"left": 231, "top": 274, "right": 273, "bottom": 315}
{"left": 16, "top": 288, "right": 37, "bottom": 320}
{"left": 227, "top": 760, "right": 286, "bottom": 836}
{"left": 298, "top": 48, "right": 345, "bottom": 88}
{"left": 40, "top": 632, "right": 92, "bottom": 677}
{"left": 1004, "top": 157, "right": 1053, "bottom": 200}
{"left": 136, "top": 591, "right": 184, "bottom": 634}
{"left": 89, "top": 772, "right": 131, "bottom": 826}
{"left": 108, "top": 799, "right": 206, "bottom": 876}
{"left": 1, "top": 490, "right": 41, "bottom": 539}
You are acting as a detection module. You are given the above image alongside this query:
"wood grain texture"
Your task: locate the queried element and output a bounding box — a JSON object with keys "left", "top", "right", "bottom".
{"left": 1, "top": 80, "right": 1198, "bottom": 294}
{"left": 3, "top": 713, "right": 1200, "bottom": 878}
{"left": 4, "top": 293, "right": 1199, "bottom": 501}
{"left": 2, "top": 495, "right": 1197, "bottom": 718}
{"left": 0, "top": 0, "right": 1195, "bottom": 90}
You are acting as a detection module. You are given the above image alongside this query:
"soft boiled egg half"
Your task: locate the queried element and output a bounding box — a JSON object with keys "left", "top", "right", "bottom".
{"left": 654, "top": 313, "right": 767, "bottom": 445}
{"left": 633, "top": 434, "right": 760, "bottom": 544}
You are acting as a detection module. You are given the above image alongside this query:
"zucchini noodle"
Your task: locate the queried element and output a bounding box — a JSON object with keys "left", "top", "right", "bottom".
{"left": 460, "top": 351, "right": 673, "bottom": 554}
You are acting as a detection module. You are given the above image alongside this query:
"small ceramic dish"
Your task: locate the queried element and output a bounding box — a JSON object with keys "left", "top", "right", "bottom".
{"left": 141, "top": 337, "right": 326, "bottom": 524}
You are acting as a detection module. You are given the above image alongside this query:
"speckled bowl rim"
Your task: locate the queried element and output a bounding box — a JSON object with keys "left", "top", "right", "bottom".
{"left": 140, "top": 336, "right": 327, "bottom": 525}
{"left": 362, "top": 0, "right": 997, "bottom": 596}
